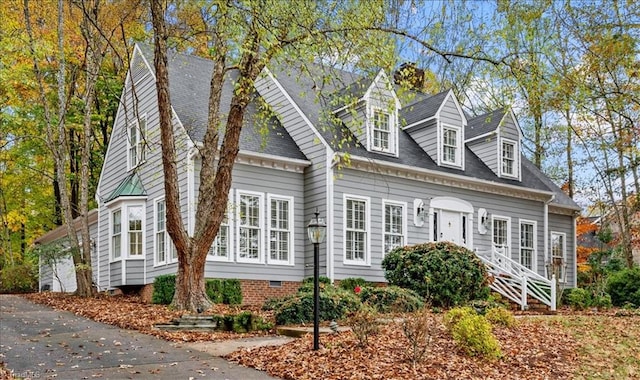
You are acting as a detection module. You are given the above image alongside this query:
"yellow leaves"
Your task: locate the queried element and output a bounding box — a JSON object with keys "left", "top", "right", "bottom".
{"left": 6, "top": 210, "right": 27, "bottom": 232}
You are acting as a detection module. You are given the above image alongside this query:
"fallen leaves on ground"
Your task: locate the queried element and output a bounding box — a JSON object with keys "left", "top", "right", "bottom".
{"left": 0, "top": 362, "right": 15, "bottom": 380}
{"left": 226, "top": 313, "right": 578, "bottom": 380}
{"left": 24, "top": 292, "right": 272, "bottom": 342}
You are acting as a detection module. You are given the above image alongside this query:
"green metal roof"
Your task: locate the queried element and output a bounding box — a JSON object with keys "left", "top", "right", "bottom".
{"left": 105, "top": 172, "right": 146, "bottom": 203}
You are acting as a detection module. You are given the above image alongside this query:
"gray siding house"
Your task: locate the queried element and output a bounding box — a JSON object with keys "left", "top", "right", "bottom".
{"left": 87, "top": 44, "right": 580, "bottom": 307}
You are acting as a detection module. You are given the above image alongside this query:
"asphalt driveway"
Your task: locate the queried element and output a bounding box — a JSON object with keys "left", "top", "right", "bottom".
{"left": 0, "top": 294, "right": 278, "bottom": 379}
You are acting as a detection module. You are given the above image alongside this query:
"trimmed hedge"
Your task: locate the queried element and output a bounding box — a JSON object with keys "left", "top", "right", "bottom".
{"left": 152, "top": 275, "right": 242, "bottom": 305}
{"left": 338, "top": 277, "right": 368, "bottom": 292}
{"left": 382, "top": 241, "right": 490, "bottom": 307}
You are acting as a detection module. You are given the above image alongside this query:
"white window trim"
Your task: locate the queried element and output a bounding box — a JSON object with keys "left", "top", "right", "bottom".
{"left": 491, "top": 215, "right": 512, "bottom": 257}
{"left": 382, "top": 200, "right": 407, "bottom": 256}
{"left": 127, "top": 113, "right": 146, "bottom": 170}
{"left": 343, "top": 194, "right": 371, "bottom": 266}
{"left": 153, "top": 198, "right": 166, "bottom": 266}
{"left": 440, "top": 123, "right": 463, "bottom": 168}
{"left": 519, "top": 219, "right": 537, "bottom": 271}
{"left": 550, "top": 231, "right": 567, "bottom": 282}
{"left": 267, "top": 194, "right": 295, "bottom": 266}
{"left": 207, "top": 201, "right": 234, "bottom": 263}
{"left": 368, "top": 106, "right": 397, "bottom": 155}
{"left": 500, "top": 137, "right": 519, "bottom": 179}
{"left": 236, "top": 190, "right": 265, "bottom": 264}
{"left": 109, "top": 200, "right": 146, "bottom": 262}
{"left": 109, "top": 208, "right": 122, "bottom": 262}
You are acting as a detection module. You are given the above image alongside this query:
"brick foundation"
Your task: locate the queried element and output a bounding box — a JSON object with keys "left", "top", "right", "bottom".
{"left": 240, "top": 279, "right": 301, "bottom": 306}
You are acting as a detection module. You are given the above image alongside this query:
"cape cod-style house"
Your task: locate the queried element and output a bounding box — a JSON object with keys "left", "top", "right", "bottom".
{"left": 40, "top": 44, "right": 581, "bottom": 309}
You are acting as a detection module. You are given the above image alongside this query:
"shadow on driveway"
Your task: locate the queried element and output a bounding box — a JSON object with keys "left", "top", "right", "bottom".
{"left": 0, "top": 294, "right": 278, "bottom": 379}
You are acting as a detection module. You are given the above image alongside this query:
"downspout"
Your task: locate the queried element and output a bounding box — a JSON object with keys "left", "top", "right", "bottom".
{"left": 327, "top": 149, "right": 335, "bottom": 282}
{"left": 544, "top": 194, "right": 555, "bottom": 276}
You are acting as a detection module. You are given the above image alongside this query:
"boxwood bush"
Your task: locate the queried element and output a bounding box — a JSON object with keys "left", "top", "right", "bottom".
{"left": 359, "top": 285, "right": 424, "bottom": 313}
{"left": 607, "top": 267, "right": 640, "bottom": 307}
{"left": 266, "top": 283, "right": 362, "bottom": 325}
{"left": 382, "top": 241, "right": 490, "bottom": 307}
{"left": 152, "top": 276, "right": 242, "bottom": 305}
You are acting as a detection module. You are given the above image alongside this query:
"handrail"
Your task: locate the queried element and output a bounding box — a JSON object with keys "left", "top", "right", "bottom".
{"left": 476, "top": 246, "right": 556, "bottom": 311}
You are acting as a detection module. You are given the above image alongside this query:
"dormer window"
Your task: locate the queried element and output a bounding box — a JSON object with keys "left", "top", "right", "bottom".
{"left": 128, "top": 115, "right": 146, "bottom": 170}
{"left": 372, "top": 109, "right": 391, "bottom": 151}
{"left": 441, "top": 124, "right": 462, "bottom": 166}
{"left": 500, "top": 138, "right": 519, "bottom": 178}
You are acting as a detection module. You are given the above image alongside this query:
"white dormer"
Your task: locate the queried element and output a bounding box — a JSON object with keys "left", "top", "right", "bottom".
{"left": 466, "top": 107, "right": 522, "bottom": 181}
{"left": 403, "top": 89, "right": 467, "bottom": 170}
{"left": 334, "top": 70, "right": 400, "bottom": 157}
{"left": 364, "top": 70, "right": 400, "bottom": 156}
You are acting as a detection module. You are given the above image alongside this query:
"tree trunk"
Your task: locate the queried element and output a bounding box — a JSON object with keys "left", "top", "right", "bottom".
{"left": 565, "top": 108, "right": 574, "bottom": 198}
{"left": 173, "top": 246, "right": 210, "bottom": 312}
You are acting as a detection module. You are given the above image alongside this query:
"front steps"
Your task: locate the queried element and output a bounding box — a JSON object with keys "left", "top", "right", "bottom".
{"left": 155, "top": 315, "right": 219, "bottom": 331}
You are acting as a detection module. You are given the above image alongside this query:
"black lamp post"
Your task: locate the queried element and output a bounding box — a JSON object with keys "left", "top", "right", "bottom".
{"left": 307, "top": 208, "right": 326, "bottom": 350}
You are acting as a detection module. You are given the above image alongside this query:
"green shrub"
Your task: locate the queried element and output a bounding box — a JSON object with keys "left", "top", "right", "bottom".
{"left": 272, "top": 285, "right": 362, "bottom": 325}
{"left": 0, "top": 263, "right": 38, "bottom": 293}
{"left": 222, "top": 279, "right": 243, "bottom": 305}
{"left": 451, "top": 314, "right": 501, "bottom": 359}
{"left": 346, "top": 305, "right": 380, "bottom": 347}
{"left": 443, "top": 306, "right": 476, "bottom": 331}
{"left": 566, "top": 288, "right": 592, "bottom": 310}
{"left": 298, "top": 276, "right": 332, "bottom": 293}
{"left": 211, "top": 312, "right": 272, "bottom": 333}
{"left": 359, "top": 285, "right": 424, "bottom": 313}
{"left": 339, "top": 277, "right": 368, "bottom": 292}
{"left": 152, "top": 274, "right": 176, "bottom": 304}
{"left": 204, "top": 279, "right": 242, "bottom": 305}
{"left": 607, "top": 267, "right": 640, "bottom": 307}
{"left": 382, "top": 241, "right": 490, "bottom": 307}
{"left": 205, "top": 279, "right": 224, "bottom": 303}
{"left": 485, "top": 307, "right": 516, "bottom": 328}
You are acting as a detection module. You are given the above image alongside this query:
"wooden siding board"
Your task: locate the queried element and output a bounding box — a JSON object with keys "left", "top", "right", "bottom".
{"left": 549, "top": 213, "right": 576, "bottom": 286}
{"left": 332, "top": 168, "right": 547, "bottom": 282}
{"left": 468, "top": 136, "right": 498, "bottom": 175}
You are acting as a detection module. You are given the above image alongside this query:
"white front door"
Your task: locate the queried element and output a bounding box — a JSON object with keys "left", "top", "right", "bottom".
{"left": 440, "top": 210, "right": 462, "bottom": 245}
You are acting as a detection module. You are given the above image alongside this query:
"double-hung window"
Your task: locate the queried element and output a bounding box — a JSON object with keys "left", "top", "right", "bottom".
{"left": 110, "top": 202, "right": 145, "bottom": 261}
{"left": 519, "top": 220, "right": 536, "bottom": 270}
{"left": 128, "top": 115, "right": 146, "bottom": 169}
{"left": 551, "top": 232, "right": 566, "bottom": 281}
{"left": 209, "top": 212, "right": 231, "bottom": 260}
{"left": 372, "top": 109, "right": 391, "bottom": 151}
{"left": 111, "top": 210, "right": 122, "bottom": 260}
{"left": 154, "top": 198, "right": 178, "bottom": 264}
{"left": 383, "top": 200, "right": 406, "bottom": 255}
{"left": 155, "top": 200, "right": 166, "bottom": 264}
{"left": 268, "top": 195, "right": 294, "bottom": 265}
{"left": 344, "top": 195, "right": 369, "bottom": 265}
{"left": 237, "top": 191, "right": 263, "bottom": 263}
{"left": 442, "top": 125, "right": 461, "bottom": 166}
{"left": 501, "top": 139, "right": 518, "bottom": 178}
{"left": 128, "top": 206, "right": 143, "bottom": 256}
{"left": 492, "top": 215, "right": 511, "bottom": 255}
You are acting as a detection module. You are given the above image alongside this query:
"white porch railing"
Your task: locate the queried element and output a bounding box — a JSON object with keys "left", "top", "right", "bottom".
{"left": 475, "top": 246, "right": 556, "bottom": 311}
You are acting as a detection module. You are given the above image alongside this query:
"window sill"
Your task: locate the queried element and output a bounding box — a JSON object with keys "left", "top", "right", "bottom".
{"left": 267, "top": 260, "right": 295, "bottom": 266}
{"left": 207, "top": 256, "right": 233, "bottom": 262}
{"left": 343, "top": 260, "right": 371, "bottom": 267}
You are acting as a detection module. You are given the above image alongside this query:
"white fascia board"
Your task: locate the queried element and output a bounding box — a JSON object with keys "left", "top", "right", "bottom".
{"left": 340, "top": 153, "right": 556, "bottom": 202}
{"left": 403, "top": 115, "right": 437, "bottom": 130}
{"left": 465, "top": 130, "right": 497, "bottom": 144}
{"left": 236, "top": 150, "right": 312, "bottom": 173}
{"left": 435, "top": 90, "right": 468, "bottom": 126}
{"left": 363, "top": 70, "right": 401, "bottom": 110}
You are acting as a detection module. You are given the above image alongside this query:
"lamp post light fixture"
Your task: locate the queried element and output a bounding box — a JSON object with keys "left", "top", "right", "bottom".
{"left": 307, "top": 208, "right": 326, "bottom": 350}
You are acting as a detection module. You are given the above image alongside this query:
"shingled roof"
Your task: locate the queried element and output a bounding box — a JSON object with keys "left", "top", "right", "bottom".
{"left": 135, "top": 44, "right": 579, "bottom": 211}
{"left": 136, "top": 44, "right": 307, "bottom": 161}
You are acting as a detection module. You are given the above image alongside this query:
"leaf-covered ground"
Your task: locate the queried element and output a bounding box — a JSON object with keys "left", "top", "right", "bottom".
{"left": 20, "top": 293, "right": 640, "bottom": 379}
{"left": 23, "top": 292, "right": 273, "bottom": 343}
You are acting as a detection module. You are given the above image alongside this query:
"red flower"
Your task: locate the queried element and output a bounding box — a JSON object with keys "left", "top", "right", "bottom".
{"left": 354, "top": 286, "right": 362, "bottom": 294}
